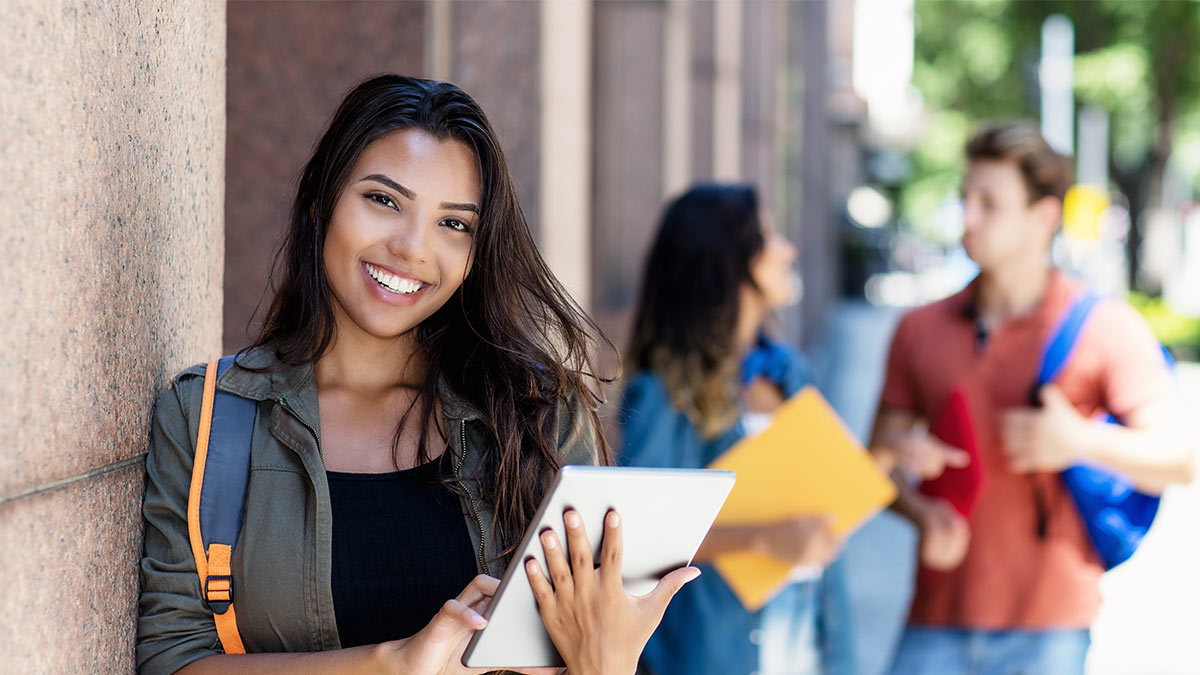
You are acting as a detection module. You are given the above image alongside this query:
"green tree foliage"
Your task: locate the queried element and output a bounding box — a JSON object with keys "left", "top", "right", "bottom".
{"left": 905, "top": 0, "right": 1200, "bottom": 250}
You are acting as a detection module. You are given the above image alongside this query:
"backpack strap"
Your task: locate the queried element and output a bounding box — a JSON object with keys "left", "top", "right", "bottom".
{"left": 187, "top": 355, "right": 257, "bottom": 654}
{"left": 1038, "top": 292, "right": 1103, "bottom": 386}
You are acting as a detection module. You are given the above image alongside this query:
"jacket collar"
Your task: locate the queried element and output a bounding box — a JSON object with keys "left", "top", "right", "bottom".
{"left": 216, "top": 344, "right": 481, "bottom": 423}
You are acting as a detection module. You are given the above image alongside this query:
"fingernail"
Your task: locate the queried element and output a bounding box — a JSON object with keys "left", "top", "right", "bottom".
{"left": 526, "top": 559, "right": 540, "bottom": 575}
{"left": 683, "top": 567, "right": 702, "bottom": 582}
{"left": 607, "top": 511, "right": 621, "bottom": 528}
{"left": 541, "top": 530, "right": 557, "bottom": 549}
{"left": 564, "top": 510, "right": 581, "bottom": 528}
{"left": 470, "top": 611, "right": 487, "bottom": 628}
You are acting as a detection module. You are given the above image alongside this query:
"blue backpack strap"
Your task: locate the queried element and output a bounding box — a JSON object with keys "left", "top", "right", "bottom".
{"left": 1038, "top": 292, "right": 1103, "bottom": 386}
{"left": 187, "top": 354, "right": 257, "bottom": 653}
{"left": 198, "top": 355, "right": 257, "bottom": 564}
{"left": 1037, "top": 292, "right": 1161, "bottom": 569}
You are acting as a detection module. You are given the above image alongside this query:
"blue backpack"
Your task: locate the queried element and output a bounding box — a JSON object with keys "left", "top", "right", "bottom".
{"left": 1038, "top": 293, "right": 1168, "bottom": 570}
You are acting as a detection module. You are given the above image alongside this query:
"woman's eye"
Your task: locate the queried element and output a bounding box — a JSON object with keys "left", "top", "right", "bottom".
{"left": 441, "top": 218, "right": 472, "bottom": 233}
{"left": 366, "top": 193, "right": 398, "bottom": 210}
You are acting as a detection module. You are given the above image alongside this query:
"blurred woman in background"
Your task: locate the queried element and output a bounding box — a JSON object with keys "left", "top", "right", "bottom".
{"left": 620, "top": 183, "right": 856, "bottom": 675}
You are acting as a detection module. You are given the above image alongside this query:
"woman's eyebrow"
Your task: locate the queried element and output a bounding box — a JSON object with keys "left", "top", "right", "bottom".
{"left": 357, "top": 173, "right": 415, "bottom": 200}
{"left": 358, "top": 173, "right": 477, "bottom": 213}
{"left": 439, "top": 201, "right": 478, "bottom": 214}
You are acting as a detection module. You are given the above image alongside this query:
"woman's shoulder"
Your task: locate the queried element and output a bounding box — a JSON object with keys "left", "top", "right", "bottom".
{"left": 620, "top": 370, "right": 671, "bottom": 405}
{"left": 153, "top": 345, "right": 292, "bottom": 425}
{"left": 744, "top": 337, "right": 813, "bottom": 396}
{"left": 548, "top": 386, "right": 603, "bottom": 467}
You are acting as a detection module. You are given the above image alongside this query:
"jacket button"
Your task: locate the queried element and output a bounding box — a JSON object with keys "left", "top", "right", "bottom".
{"left": 749, "top": 629, "right": 763, "bottom": 645}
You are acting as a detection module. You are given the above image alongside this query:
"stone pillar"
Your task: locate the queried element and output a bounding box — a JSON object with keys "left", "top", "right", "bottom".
{"left": 0, "top": 1, "right": 225, "bottom": 670}
{"left": 450, "top": 0, "right": 542, "bottom": 241}
{"left": 741, "top": 0, "right": 782, "bottom": 219}
{"left": 540, "top": 0, "right": 593, "bottom": 310}
{"left": 689, "top": 2, "right": 717, "bottom": 182}
{"left": 591, "top": 0, "right": 666, "bottom": 351}
{"left": 797, "top": 0, "right": 836, "bottom": 346}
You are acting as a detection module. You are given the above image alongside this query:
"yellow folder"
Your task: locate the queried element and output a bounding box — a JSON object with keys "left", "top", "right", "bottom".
{"left": 706, "top": 385, "right": 896, "bottom": 610}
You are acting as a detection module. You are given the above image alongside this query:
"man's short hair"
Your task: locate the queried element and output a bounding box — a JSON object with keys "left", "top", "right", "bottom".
{"left": 965, "top": 121, "right": 1074, "bottom": 203}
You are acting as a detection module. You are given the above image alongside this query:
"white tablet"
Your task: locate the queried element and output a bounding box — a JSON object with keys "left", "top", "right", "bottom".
{"left": 461, "top": 465, "right": 735, "bottom": 669}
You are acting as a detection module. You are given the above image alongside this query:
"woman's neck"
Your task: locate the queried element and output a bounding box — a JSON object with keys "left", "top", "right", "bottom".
{"left": 976, "top": 256, "right": 1052, "bottom": 322}
{"left": 315, "top": 324, "right": 426, "bottom": 395}
{"left": 735, "top": 285, "right": 767, "bottom": 353}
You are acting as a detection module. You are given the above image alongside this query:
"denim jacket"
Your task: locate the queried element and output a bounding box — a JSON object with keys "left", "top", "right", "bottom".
{"left": 136, "top": 345, "right": 599, "bottom": 674}
{"left": 619, "top": 338, "right": 857, "bottom": 675}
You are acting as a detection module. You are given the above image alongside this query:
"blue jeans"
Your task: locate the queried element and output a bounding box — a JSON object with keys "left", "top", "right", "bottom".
{"left": 888, "top": 626, "right": 1089, "bottom": 675}
{"left": 757, "top": 578, "right": 820, "bottom": 675}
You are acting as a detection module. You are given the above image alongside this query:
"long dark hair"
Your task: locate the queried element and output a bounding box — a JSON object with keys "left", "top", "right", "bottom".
{"left": 253, "top": 74, "right": 613, "bottom": 556}
{"left": 627, "top": 183, "right": 764, "bottom": 437}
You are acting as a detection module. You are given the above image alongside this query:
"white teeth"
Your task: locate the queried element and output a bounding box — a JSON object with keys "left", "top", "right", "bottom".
{"left": 365, "top": 263, "right": 422, "bottom": 295}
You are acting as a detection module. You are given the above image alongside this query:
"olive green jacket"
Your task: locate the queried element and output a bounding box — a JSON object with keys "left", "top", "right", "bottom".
{"left": 136, "top": 346, "right": 599, "bottom": 675}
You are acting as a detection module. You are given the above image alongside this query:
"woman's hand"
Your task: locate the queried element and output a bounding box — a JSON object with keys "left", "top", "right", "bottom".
{"left": 525, "top": 509, "right": 701, "bottom": 675}
{"left": 378, "top": 574, "right": 563, "bottom": 675}
{"left": 377, "top": 574, "right": 492, "bottom": 675}
{"left": 752, "top": 514, "right": 841, "bottom": 568}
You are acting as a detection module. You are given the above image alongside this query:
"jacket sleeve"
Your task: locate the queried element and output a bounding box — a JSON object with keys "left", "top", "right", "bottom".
{"left": 137, "top": 372, "right": 224, "bottom": 674}
{"left": 757, "top": 339, "right": 815, "bottom": 398}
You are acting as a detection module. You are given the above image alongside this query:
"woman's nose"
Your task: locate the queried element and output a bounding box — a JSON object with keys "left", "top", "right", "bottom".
{"left": 779, "top": 235, "right": 798, "bottom": 262}
{"left": 386, "top": 218, "right": 430, "bottom": 263}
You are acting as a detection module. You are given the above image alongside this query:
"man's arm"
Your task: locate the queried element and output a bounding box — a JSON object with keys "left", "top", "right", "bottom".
{"left": 1003, "top": 385, "right": 1196, "bottom": 494}
{"left": 870, "top": 405, "right": 971, "bottom": 570}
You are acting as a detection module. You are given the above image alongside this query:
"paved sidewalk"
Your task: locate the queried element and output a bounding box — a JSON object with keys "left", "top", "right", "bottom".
{"left": 809, "top": 300, "right": 1200, "bottom": 675}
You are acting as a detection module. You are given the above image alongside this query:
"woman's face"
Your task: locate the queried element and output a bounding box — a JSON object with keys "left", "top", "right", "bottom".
{"left": 323, "top": 129, "right": 481, "bottom": 344}
{"left": 748, "top": 213, "right": 799, "bottom": 309}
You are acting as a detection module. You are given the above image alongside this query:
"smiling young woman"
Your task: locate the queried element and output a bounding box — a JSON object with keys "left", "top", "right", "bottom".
{"left": 137, "top": 75, "right": 699, "bottom": 675}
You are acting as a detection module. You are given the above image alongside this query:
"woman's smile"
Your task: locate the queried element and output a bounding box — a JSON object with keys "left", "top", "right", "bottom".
{"left": 362, "top": 261, "right": 431, "bottom": 306}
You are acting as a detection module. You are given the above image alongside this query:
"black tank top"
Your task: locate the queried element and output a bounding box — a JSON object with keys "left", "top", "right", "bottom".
{"left": 327, "top": 453, "right": 478, "bottom": 647}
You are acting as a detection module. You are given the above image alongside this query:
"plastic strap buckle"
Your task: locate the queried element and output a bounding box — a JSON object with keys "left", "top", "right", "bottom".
{"left": 204, "top": 575, "right": 234, "bottom": 614}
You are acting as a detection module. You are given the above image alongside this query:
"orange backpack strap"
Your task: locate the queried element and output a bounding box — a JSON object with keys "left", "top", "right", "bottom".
{"left": 187, "top": 356, "right": 256, "bottom": 654}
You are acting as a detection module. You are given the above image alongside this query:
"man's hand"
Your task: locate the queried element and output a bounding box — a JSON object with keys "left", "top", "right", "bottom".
{"left": 872, "top": 425, "right": 971, "bottom": 480}
{"left": 1001, "top": 384, "right": 1089, "bottom": 473}
{"left": 914, "top": 495, "right": 970, "bottom": 571}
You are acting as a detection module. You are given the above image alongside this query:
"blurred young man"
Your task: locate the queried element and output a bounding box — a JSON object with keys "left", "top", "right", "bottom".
{"left": 874, "top": 121, "right": 1195, "bottom": 675}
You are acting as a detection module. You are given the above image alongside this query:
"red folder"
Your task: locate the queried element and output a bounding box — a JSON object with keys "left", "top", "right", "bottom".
{"left": 918, "top": 387, "right": 984, "bottom": 516}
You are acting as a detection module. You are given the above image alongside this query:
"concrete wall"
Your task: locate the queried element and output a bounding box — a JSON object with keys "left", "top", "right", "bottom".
{"left": 0, "top": 1, "right": 225, "bottom": 670}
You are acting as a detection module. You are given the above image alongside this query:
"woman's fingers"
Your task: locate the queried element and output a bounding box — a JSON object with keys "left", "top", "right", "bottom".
{"left": 562, "top": 509, "right": 596, "bottom": 596}
{"left": 427, "top": 597, "right": 488, "bottom": 640}
{"left": 539, "top": 526, "right": 575, "bottom": 603}
{"left": 598, "top": 510, "right": 624, "bottom": 590}
{"left": 640, "top": 566, "right": 701, "bottom": 619}
{"left": 456, "top": 574, "right": 500, "bottom": 607}
{"left": 525, "top": 557, "right": 557, "bottom": 614}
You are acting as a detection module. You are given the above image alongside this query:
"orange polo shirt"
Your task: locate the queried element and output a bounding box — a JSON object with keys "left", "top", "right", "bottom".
{"left": 879, "top": 269, "right": 1171, "bottom": 629}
